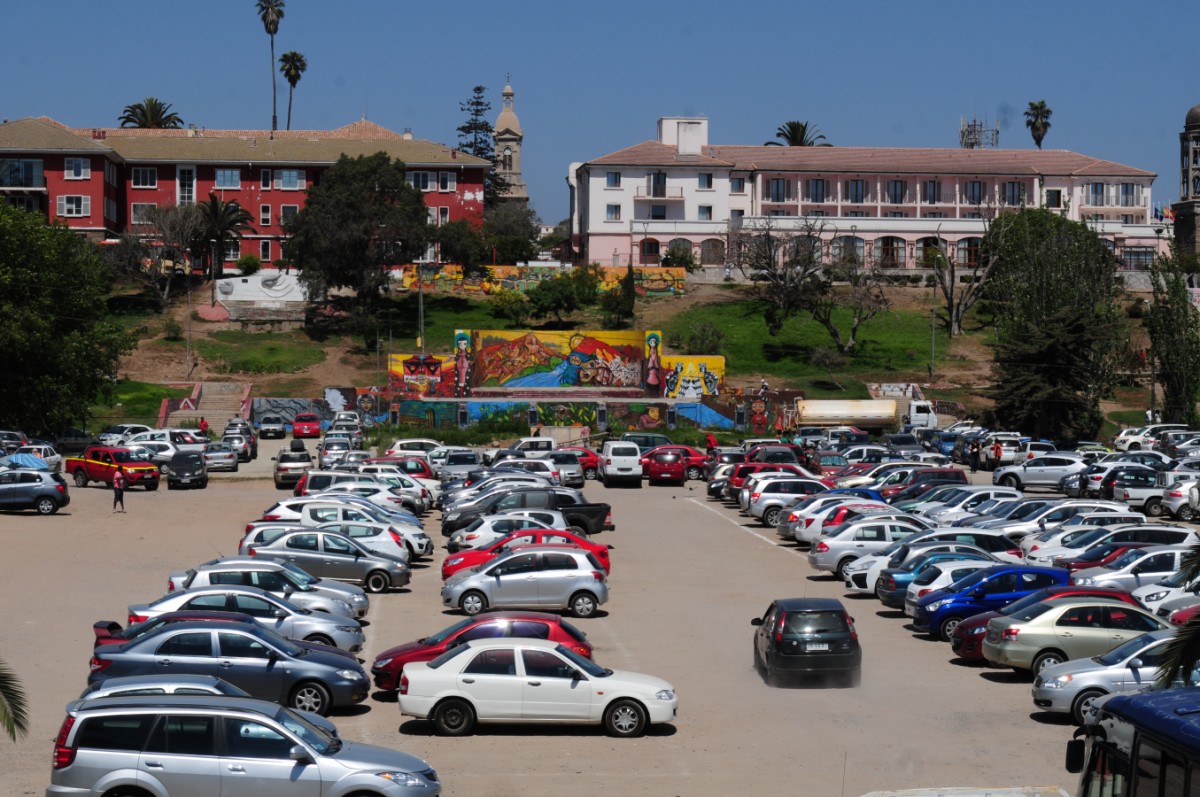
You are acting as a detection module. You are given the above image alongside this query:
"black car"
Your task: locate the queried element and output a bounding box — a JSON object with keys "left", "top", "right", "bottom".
{"left": 751, "top": 597, "right": 861, "bottom": 688}
{"left": 0, "top": 468, "right": 71, "bottom": 514}
{"left": 164, "top": 451, "right": 208, "bottom": 490}
{"left": 54, "top": 428, "right": 99, "bottom": 455}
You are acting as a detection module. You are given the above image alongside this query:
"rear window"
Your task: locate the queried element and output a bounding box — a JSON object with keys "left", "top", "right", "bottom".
{"left": 654, "top": 452, "right": 680, "bottom": 462}
{"left": 294, "top": 415, "right": 318, "bottom": 423}
{"left": 609, "top": 445, "right": 639, "bottom": 457}
{"left": 278, "top": 452, "right": 311, "bottom": 464}
{"left": 783, "top": 610, "right": 848, "bottom": 634}
{"left": 75, "top": 714, "right": 157, "bottom": 751}
{"left": 447, "top": 453, "right": 478, "bottom": 465}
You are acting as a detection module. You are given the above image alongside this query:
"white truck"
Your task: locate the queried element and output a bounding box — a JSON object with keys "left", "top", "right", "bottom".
{"left": 792, "top": 399, "right": 937, "bottom": 435}
{"left": 483, "top": 436, "right": 557, "bottom": 465}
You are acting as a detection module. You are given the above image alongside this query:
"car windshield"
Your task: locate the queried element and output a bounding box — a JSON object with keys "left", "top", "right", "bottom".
{"left": 278, "top": 561, "right": 318, "bottom": 586}
{"left": 911, "top": 566, "right": 942, "bottom": 586}
{"left": 933, "top": 489, "right": 973, "bottom": 507}
{"left": 425, "top": 618, "right": 476, "bottom": 645}
{"left": 113, "top": 450, "right": 145, "bottom": 463}
{"left": 1069, "top": 528, "right": 1114, "bottom": 549}
{"left": 1096, "top": 633, "right": 1160, "bottom": 666}
{"left": 556, "top": 644, "right": 609, "bottom": 677}
{"left": 1007, "top": 601, "right": 1057, "bottom": 623}
{"left": 1105, "top": 549, "right": 1149, "bottom": 570}
{"left": 918, "top": 486, "right": 962, "bottom": 504}
{"left": 275, "top": 706, "right": 338, "bottom": 755}
{"left": 279, "top": 571, "right": 314, "bottom": 592}
{"left": 784, "top": 610, "right": 849, "bottom": 634}
{"left": 1007, "top": 503, "right": 1048, "bottom": 521}
{"left": 1161, "top": 570, "right": 1192, "bottom": 588}
{"left": 447, "top": 453, "right": 478, "bottom": 465}
{"left": 889, "top": 435, "right": 918, "bottom": 446}
{"left": 172, "top": 453, "right": 203, "bottom": 466}
{"left": 939, "top": 567, "right": 993, "bottom": 593}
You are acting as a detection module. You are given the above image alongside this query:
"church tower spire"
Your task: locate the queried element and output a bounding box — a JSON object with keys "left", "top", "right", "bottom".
{"left": 493, "top": 76, "right": 528, "bottom": 203}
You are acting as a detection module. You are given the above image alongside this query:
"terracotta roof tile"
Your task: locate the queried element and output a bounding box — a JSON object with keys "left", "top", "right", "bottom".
{"left": 587, "top": 141, "right": 734, "bottom": 167}
{"left": 0, "top": 117, "right": 113, "bottom": 153}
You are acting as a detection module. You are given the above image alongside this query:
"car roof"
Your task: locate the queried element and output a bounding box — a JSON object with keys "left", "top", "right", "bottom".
{"left": 460, "top": 637, "right": 561, "bottom": 651}
{"left": 69, "top": 694, "right": 284, "bottom": 716}
{"left": 771, "top": 597, "right": 846, "bottom": 612}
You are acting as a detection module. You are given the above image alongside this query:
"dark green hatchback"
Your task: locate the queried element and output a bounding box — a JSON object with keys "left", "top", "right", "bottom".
{"left": 751, "top": 597, "right": 861, "bottom": 687}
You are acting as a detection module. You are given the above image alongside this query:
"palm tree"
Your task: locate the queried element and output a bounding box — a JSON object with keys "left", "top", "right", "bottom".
{"left": 764, "top": 120, "right": 832, "bottom": 147}
{"left": 279, "top": 51, "right": 307, "bottom": 131}
{"left": 1024, "top": 101, "right": 1052, "bottom": 149}
{"left": 1157, "top": 544, "right": 1200, "bottom": 687}
{"left": 255, "top": 0, "right": 286, "bottom": 132}
{"left": 118, "top": 97, "right": 185, "bottom": 129}
{"left": 0, "top": 658, "right": 29, "bottom": 742}
{"left": 198, "top": 193, "right": 255, "bottom": 286}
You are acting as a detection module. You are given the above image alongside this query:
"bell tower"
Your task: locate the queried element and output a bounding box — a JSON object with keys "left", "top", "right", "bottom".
{"left": 1172, "top": 104, "right": 1200, "bottom": 256}
{"left": 493, "top": 76, "right": 528, "bottom": 203}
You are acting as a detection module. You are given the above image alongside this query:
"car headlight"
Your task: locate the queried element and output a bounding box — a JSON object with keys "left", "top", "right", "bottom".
{"left": 1144, "top": 591, "right": 1168, "bottom": 602}
{"left": 1075, "top": 577, "right": 1094, "bottom": 586}
{"left": 337, "top": 669, "right": 364, "bottom": 680}
{"left": 655, "top": 689, "right": 676, "bottom": 700}
{"left": 374, "top": 656, "right": 392, "bottom": 668}
{"left": 336, "top": 601, "right": 352, "bottom": 613}
{"left": 970, "top": 626, "right": 988, "bottom": 636}
{"left": 376, "top": 771, "right": 430, "bottom": 787}
{"left": 444, "top": 513, "right": 459, "bottom": 521}
{"left": 1042, "top": 673, "right": 1073, "bottom": 689}
{"left": 336, "top": 625, "right": 361, "bottom": 633}
{"left": 447, "top": 556, "right": 463, "bottom": 566}
{"left": 926, "top": 599, "right": 954, "bottom": 612}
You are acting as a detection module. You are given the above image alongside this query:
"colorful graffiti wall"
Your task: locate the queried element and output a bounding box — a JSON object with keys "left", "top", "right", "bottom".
{"left": 661, "top": 356, "right": 725, "bottom": 399}
{"left": 392, "top": 264, "right": 686, "bottom": 297}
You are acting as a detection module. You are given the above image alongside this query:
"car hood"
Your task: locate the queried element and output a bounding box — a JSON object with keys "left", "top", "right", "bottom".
{"left": 311, "top": 580, "right": 366, "bottom": 600}
{"left": 444, "top": 569, "right": 478, "bottom": 587}
{"left": 598, "top": 668, "right": 675, "bottom": 694}
{"left": 374, "top": 639, "right": 431, "bottom": 664}
{"left": 957, "top": 610, "right": 1002, "bottom": 632}
{"left": 325, "top": 739, "right": 435, "bottom": 776}
{"left": 300, "top": 648, "right": 366, "bottom": 671}
{"left": 1073, "top": 565, "right": 1121, "bottom": 581}
{"left": 298, "top": 639, "right": 357, "bottom": 661}
{"left": 1037, "top": 656, "right": 1121, "bottom": 682}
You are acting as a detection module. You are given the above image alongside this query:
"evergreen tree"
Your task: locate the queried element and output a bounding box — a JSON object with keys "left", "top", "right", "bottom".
{"left": 1147, "top": 252, "right": 1200, "bottom": 427}
{"left": 456, "top": 85, "right": 510, "bottom": 208}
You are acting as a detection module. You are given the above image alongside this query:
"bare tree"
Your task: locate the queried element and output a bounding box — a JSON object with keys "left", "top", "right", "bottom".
{"left": 807, "top": 244, "right": 890, "bottom": 355}
{"left": 731, "top": 216, "right": 825, "bottom": 334}
{"left": 106, "top": 204, "right": 206, "bottom": 312}
{"left": 926, "top": 214, "right": 1003, "bottom": 336}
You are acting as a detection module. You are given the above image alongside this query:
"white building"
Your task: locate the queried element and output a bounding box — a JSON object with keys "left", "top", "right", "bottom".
{"left": 568, "top": 117, "right": 1164, "bottom": 270}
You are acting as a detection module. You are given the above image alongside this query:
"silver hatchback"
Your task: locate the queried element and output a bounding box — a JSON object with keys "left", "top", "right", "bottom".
{"left": 441, "top": 546, "right": 608, "bottom": 618}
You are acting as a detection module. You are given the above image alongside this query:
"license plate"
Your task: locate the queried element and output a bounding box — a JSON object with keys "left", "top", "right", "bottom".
{"left": 904, "top": 604, "right": 915, "bottom": 617}
{"left": 180, "top": 478, "right": 191, "bottom": 483}
{"left": 806, "top": 642, "right": 829, "bottom": 652}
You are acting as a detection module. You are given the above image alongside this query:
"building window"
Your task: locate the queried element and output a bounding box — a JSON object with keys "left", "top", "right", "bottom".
{"left": 767, "top": 178, "right": 792, "bottom": 203}
{"left": 844, "top": 180, "right": 866, "bottom": 203}
{"left": 261, "top": 169, "right": 272, "bottom": 189}
{"left": 1087, "top": 183, "right": 1105, "bottom": 206}
{"left": 698, "top": 205, "right": 713, "bottom": 221}
{"left": 606, "top": 171, "right": 621, "bottom": 188}
{"left": 806, "top": 210, "right": 827, "bottom": 217}
{"left": 439, "top": 172, "right": 457, "bottom": 192}
{"left": 964, "top": 181, "right": 984, "bottom": 205}
{"left": 439, "top": 206, "right": 450, "bottom": 225}
{"left": 6, "top": 195, "right": 39, "bottom": 212}
{"left": 130, "top": 203, "right": 156, "bottom": 225}
{"left": 260, "top": 240, "right": 271, "bottom": 261}
{"left": 260, "top": 204, "right": 271, "bottom": 226}
{"left": 223, "top": 240, "right": 240, "bottom": 261}
{"left": 177, "top": 167, "right": 196, "bottom": 205}
{"left": 915, "top": 237, "right": 945, "bottom": 267}
{"left": 1120, "top": 183, "right": 1139, "bottom": 207}
{"left": 965, "top": 212, "right": 982, "bottom": 219}
{"left": 1122, "top": 247, "right": 1154, "bottom": 269}
{"left": 846, "top": 210, "right": 867, "bottom": 218}
{"left": 877, "top": 236, "right": 906, "bottom": 268}
{"left": 831, "top": 236, "right": 865, "bottom": 264}
{"left": 502, "top": 147, "right": 512, "bottom": 171}
{"left": 884, "top": 212, "right": 905, "bottom": 218}
{"left": 0, "top": 159, "right": 44, "bottom": 188}
{"left": 1003, "top": 181, "right": 1023, "bottom": 206}
{"left": 408, "top": 171, "right": 432, "bottom": 192}
{"left": 885, "top": 180, "right": 907, "bottom": 204}
{"left": 274, "top": 169, "right": 305, "bottom": 191}
{"left": 650, "top": 205, "right": 666, "bottom": 220}
{"left": 700, "top": 239, "right": 725, "bottom": 265}
{"left": 606, "top": 204, "right": 621, "bottom": 221}
{"left": 131, "top": 167, "right": 157, "bottom": 189}
{"left": 280, "top": 205, "right": 299, "bottom": 224}
{"left": 698, "top": 173, "right": 713, "bottom": 190}
{"left": 926, "top": 211, "right": 944, "bottom": 218}
{"left": 64, "top": 157, "right": 91, "bottom": 180}
{"left": 956, "top": 237, "right": 982, "bottom": 266}
{"left": 805, "top": 179, "right": 829, "bottom": 203}
{"left": 768, "top": 210, "right": 793, "bottom": 217}
{"left": 648, "top": 172, "right": 668, "bottom": 198}
{"left": 56, "top": 195, "right": 90, "bottom": 217}
{"left": 730, "top": 177, "right": 745, "bottom": 193}
{"left": 923, "top": 180, "right": 942, "bottom": 204}
{"left": 640, "top": 239, "right": 660, "bottom": 263}
{"left": 215, "top": 168, "right": 241, "bottom": 189}
{"left": 1045, "top": 189, "right": 1062, "bottom": 209}
{"left": 730, "top": 209, "right": 745, "bottom": 220}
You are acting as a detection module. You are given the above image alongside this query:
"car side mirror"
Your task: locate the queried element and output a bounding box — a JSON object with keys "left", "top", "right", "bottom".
{"left": 571, "top": 669, "right": 583, "bottom": 681}
{"left": 268, "top": 650, "right": 279, "bottom": 663}
{"left": 1128, "top": 657, "right": 1144, "bottom": 669}
{"left": 274, "top": 609, "right": 287, "bottom": 618}
{"left": 750, "top": 618, "right": 764, "bottom": 627}
{"left": 288, "top": 745, "right": 311, "bottom": 762}
{"left": 1065, "top": 738, "right": 1085, "bottom": 774}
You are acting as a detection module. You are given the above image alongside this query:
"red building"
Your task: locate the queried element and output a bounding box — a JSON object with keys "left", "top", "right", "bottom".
{"left": 0, "top": 116, "right": 489, "bottom": 269}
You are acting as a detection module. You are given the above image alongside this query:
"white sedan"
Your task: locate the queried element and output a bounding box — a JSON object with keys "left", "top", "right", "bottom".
{"left": 399, "top": 638, "right": 678, "bottom": 737}
{"left": 446, "top": 513, "right": 559, "bottom": 552}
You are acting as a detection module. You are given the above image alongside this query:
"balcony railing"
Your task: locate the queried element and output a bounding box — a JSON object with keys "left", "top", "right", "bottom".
{"left": 634, "top": 187, "right": 684, "bottom": 200}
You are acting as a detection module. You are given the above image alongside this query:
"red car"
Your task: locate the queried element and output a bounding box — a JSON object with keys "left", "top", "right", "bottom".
{"left": 644, "top": 450, "right": 686, "bottom": 485}
{"left": 367, "top": 457, "right": 437, "bottom": 481}
{"left": 370, "top": 611, "right": 593, "bottom": 692}
{"left": 1168, "top": 603, "right": 1200, "bottom": 626}
{"left": 93, "top": 610, "right": 256, "bottom": 648}
{"left": 292, "top": 413, "right": 321, "bottom": 438}
{"left": 442, "top": 530, "right": 613, "bottom": 579}
{"left": 1054, "top": 541, "right": 1153, "bottom": 573}
{"left": 639, "top": 445, "right": 710, "bottom": 481}
{"left": 805, "top": 450, "right": 850, "bottom": 477}
{"left": 949, "top": 585, "right": 1139, "bottom": 661}
{"left": 558, "top": 446, "right": 601, "bottom": 481}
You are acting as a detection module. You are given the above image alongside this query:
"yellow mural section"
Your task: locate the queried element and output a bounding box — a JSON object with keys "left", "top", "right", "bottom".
{"left": 661, "top": 356, "right": 725, "bottom": 398}
{"left": 393, "top": 265, "right": 685, "bottom": 296}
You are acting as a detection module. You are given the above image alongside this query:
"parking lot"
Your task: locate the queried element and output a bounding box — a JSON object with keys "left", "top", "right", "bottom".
{"left": 1, "top": 460, "right": 1078, "bottom": 797}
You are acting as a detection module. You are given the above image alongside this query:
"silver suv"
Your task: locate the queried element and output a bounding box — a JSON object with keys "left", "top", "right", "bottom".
{"left": 441, "top": 546, "right": 608, "bottom": 617}
{"left": 48, "top": 695, "right": 440, "bottom": 796}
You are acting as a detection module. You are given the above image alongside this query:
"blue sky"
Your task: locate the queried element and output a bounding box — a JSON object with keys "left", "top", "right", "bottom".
{"left": 4, "top": 1, "right": 1195, "bottom": 222}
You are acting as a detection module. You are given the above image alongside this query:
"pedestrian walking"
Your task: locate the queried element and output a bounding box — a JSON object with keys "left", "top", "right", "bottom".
{"left": 112, "top": 466, "right": 127, "bottom": 513}
{"left": 991, "top": 441, "right": 1003, "bottom": 470}
{"left": 1145, "top": 408, "right": 1154, "bottom": 424}
{"left": 968, "top": 440, "right": 981, "bottom": 473}
{"left": 705, "top": 431, "right": 719, "bottom": 457}
{"left": 198, "top": 416, "right": 209, "bottom": 437}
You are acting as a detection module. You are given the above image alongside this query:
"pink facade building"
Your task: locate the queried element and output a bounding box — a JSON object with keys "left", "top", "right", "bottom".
{"left": 0, "top": 117, "right": 489, "bottom": 269}
{"left": 568, "top": 117, "right": 1166, "bottom": 270}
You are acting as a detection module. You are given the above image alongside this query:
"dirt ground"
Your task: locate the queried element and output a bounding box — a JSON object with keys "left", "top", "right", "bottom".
{"left": 6, "top": 461, "right": 1078, "bottom": 797}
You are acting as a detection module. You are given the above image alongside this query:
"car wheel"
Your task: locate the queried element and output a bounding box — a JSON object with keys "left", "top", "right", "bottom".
{"left": 765, "top": 667, "right": 786, "bottom": 688}
{"left": 835, "top": 557, "right": 855, "bottom": 582}
{"left": 1179, "top": 505, "right": 1197, "bottom": 522}
{"left": 569, "top": 591, "right": 598, "bottom": 618}
{"left": 1145, "top": 497, "right": 1164, "bottom": 517}
{"left": 874, "top": 579, "right": 887, "bottom": 601}
{"left": 432, "top": 698, "right": 476, "bottom": 736}
{"left": 938, "top": 616, "right": 963, "bottom": 642}
{"left": 1072, "top": 688, "right": 1107, "bottom": 725}
{"left": 584, "top": 467, "right": 598, "bottom": 480}
{"left": 752, "top": 645, "right": 764, "bottom": 673}
{"left": 364, "top": 571, "right": 390, "bottom": 594}
{"left": 289, "top": 681, "right": 331, "bottom": 716}
{"left": 460, "top": 590, "right": 488, "bottom": 616}
{"left": 1033, "top": 650, "right": 1066, "bottom": 674}
{"left": 1128, "top": 443, "right": 1141, "bottom": 451}
{"left": 72, "top": 470, "right": 87, "bottom": 488}
{"left": 158, "top": 463, "right": 169, "bottom": 473}
{"left": 843, "top": 669, "right": 862, "bottom": 688}
{"left": 604, "top": 698, "right": 648, "bottom": 738}
{"left": 1001, "top": 475, "right": 1020, "bottom": 489}
{"left": 232, "top": 462, "right": 239, "bottom": 473}
{"left": 686, "top": 466, "right": 702, "bottom": 481}
{"left": 406, "top": 541, "right": 418, "bottom": 561}
{"left": 304, "top": 634, "right": 334, "bottom": 647}
{"left": 35, "top": 497, "right": 58, "bottom": 515}
{"left": 567, "top": 525, "right": 587, "bottom": 537}
{"left": 763, "top": 507, "right": 782, "bottom": 528}
{"left": 144, "top": 482, "right": 158, "bottom": 491}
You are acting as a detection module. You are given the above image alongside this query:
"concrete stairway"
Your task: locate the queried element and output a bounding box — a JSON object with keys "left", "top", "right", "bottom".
{"left": 167, "top": 382, "right": 250, "bottom": 428}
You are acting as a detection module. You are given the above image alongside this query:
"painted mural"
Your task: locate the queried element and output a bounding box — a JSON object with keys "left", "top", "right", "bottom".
{"left": 391, "top": 264, "right": 686, "bottom": 297}
{"left": 661, "top": 356, "right": 725, "bottom": 399}
{"left": 467, "top": 329, "right": 657, "bottom": 391}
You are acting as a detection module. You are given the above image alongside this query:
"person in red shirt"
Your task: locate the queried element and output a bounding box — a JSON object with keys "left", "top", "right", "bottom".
{"left": 705, "top": 432, "right": 719, "bottom": 457}
{"left": 198, "top": 417, "right": 209, "bottom": 437}
{"left": 112, "top": 466, "right": 127, "bottom": 513}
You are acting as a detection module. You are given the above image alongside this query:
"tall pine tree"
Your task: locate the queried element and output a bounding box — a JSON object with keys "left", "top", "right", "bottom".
{"left": 456, "top": 85, "right": 510, "bottom": 209}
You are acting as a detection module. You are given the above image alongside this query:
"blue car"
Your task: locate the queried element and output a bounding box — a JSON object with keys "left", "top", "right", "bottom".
{"left": 875, "top": 550, "right": 996, "bottom": 608}
{"left": 824, "top": 487, "right": 885, "bottom": 502}
{"left": 912, "top": 564, "right": 1070, "bottom": 641}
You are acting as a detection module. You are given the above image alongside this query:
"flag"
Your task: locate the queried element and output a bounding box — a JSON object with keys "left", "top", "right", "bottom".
{"left": 1165, "top": 207, "right": 1177, "bottom": 221}
{"left": 1154, "top": 205, "right": 1163, "bottom": 221}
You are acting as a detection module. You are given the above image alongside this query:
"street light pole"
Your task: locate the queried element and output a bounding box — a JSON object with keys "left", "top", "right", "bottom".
{"left": 210, "top": 239, "right": 218, "bottom": 306}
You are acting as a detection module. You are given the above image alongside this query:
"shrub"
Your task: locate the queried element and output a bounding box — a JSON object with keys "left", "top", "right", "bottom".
{"left": 684, "top": 320, "right": 727, "bottom": 355}
{"left": 489, "top": 289, "right": 531, "bottom": 326}
{"left": 162, "top": 317, "right": 183, "bottom": 341}
{"left": 237, "top": 254, "right": 262, "bottom": 275}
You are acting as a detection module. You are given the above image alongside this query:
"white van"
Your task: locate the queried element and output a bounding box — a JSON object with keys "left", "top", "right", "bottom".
{"left": 599, "top": 441, "right": 643, "bottom": 487}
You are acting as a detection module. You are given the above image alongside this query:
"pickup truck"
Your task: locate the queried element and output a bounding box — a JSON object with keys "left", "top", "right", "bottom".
{"left": 65, "top": 446, "right": 161, "bottom": 490}
{"left": 440, "top": 486, "right": 614, "bottom": 536}
{"left": 483, "top": 437, "right": 556, "bottom": 465}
